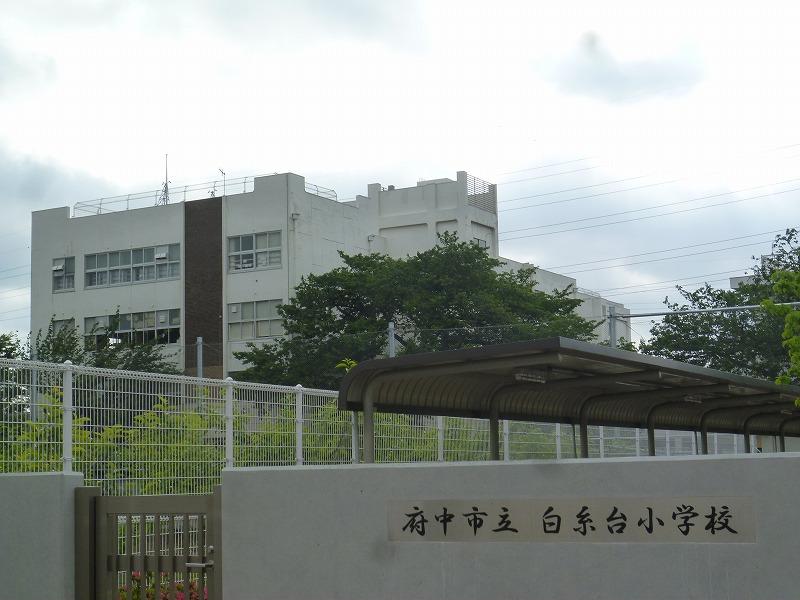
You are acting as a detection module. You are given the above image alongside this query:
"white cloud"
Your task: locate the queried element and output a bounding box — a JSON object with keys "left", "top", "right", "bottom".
{"left": 547, "top": 32, "right": 702, "bottom": 103}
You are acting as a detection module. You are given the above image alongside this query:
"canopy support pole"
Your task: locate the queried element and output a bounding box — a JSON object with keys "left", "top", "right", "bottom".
{"left": 363, "top": 390, "right": 375, "bottom": 463}
{"left": 579, "top": 421, "right": 589, "bottom": 458}
{"left": 776, "top": 414, "right": 800, "bottom": 452}
{"left": 647, "top": 426, "right": 656, "bottom": 456}
{"left": 489, "top": 408, "right": 500, "bottom": 461}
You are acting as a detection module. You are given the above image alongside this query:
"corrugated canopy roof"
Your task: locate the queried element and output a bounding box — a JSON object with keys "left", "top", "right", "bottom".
{"left": 339, "top": 337, "right": 800, "bottom": 440}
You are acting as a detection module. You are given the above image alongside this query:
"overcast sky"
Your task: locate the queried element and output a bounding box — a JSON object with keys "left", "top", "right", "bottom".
{"left": 2, "top": 0, "right": 800, "bottom": 342}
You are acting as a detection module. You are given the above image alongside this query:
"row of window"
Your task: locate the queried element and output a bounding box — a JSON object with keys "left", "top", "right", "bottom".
{"left": 50, "top": 299, "right": 283, "bottom": 347}
{"left": 228, "top": 299, "right": 284, "bottom": 340}
{"left": 84, "top": 309, "right": 182, "bottom": 346}
{"left": 85, "top": 245, "right": 181, "bottom": 288}
{"left": 228, "top": 231, "right": 282, "bottom": 272}
{"left": 52, "top": 230, "right": 284, "bottom": 293}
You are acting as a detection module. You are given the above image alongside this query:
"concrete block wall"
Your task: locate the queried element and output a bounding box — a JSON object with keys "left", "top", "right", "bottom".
{"left": 0, "top": 472, "right": 83, "bottom": 600}
{"left": 221, "top": 454, "right": 800, "bottom": 600}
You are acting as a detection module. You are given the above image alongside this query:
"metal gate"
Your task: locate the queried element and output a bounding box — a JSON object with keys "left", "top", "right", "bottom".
{"left": 75, "top": 487, "right": 222, "bottom": 600}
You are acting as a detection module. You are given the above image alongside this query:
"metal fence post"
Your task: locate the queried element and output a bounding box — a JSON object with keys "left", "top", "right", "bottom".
{"left": 196, "top": 337, "right": 204, "bottom": 379}
{"left": 502, "top": 420, "right": 510, "bottom": 461}
{"left": 635, "top": 428, "right": 641, "bottom": 457}
{"left": 555, "top": 423, "right": 562, "bottom": 459}
{"left": 225, "top": 378, "right": 234, "bottom": 468}
{"left": 295, "top": 384, "right": 304, "bottom": 465}
{"left": 351, "top": 412, "right": 359, "bottom": 463}
{"left": 62, "top": 360, "right": 73, "bottom": 473}
{"left": 436, "top": 416, "right": 445, "bottom": 462}
{"left": 599, "top": 425, "right": 605, "bottom": 458}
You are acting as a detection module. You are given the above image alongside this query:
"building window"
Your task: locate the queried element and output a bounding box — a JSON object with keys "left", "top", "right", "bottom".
{"left": 228, "top": 299, "right": 283, "bottom": 341}
{"left": 228, "top": 232, "right": 281, "bottom": 272}
{"left": 53, "top": 318, "right": 75, "bottom": 333}
{"left": 472, "top": 238, "right": 489, "bottom": 249}
{"left": 84, "top": 309, "right": 181, "bottom": 347}
{"left": 85, "top": 244, "right": 180, "bottom": 289}
{"left": 52, "top": 257, "right": 75, "bottom": 291}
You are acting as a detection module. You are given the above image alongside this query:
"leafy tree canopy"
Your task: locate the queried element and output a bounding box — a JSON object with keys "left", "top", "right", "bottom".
{"left": 0, "top": 332, "right": 24, "bottom": 359}
{"left": 234, "top": 233, "right": 598, "bottom": 388}
{"left": 763, "top": 269, "right": 800, "bottom": 385}
{"left": 640, "top": 228, "right": 800, "bottom": 380}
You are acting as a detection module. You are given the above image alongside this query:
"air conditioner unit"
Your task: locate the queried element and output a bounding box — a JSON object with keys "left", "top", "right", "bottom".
{"left": 231, "top": 306, "right": 238, "bottom": 313}
{"left": 52, "top": 264, "right": 64, "bottom": 271}
{"left": 155, "top": 252, "right": 168, "bottom": 260}
{"left": 159, "top": 314, "right": 167, "bottom": 323}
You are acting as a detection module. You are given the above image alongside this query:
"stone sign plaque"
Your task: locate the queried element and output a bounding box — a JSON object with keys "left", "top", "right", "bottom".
{"left": 388, "top": 497, "right": 755, "bottom": 543}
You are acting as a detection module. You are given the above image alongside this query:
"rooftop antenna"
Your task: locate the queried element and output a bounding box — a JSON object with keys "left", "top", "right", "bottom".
{"left": 157, "top": 154, "right": 170, "bottom": 206}
{"left": 219, "top": 168, "right": 226, "bottom": 199}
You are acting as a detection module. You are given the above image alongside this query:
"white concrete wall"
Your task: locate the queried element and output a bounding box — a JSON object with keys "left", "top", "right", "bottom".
{"left": 221, "top": 454, "right": 800, "bottom": 600}
{"left": 0, "top": 472, "right": 83, "bottom": 600}
{"left": 499, "top": 257, "right": 630, "bottom": 343}
{"left": 356, "top": 171, "right": 499, "bottom": 259}
{"left": 31, "top": 204, "right": 184, "bottom": 366}
{"left": 224, "top": 174, "right": 372, "bottom": 371}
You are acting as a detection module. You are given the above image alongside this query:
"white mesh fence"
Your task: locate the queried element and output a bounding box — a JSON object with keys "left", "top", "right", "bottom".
{"left": 0, "top": 358, "right": 757, "bottom": 495}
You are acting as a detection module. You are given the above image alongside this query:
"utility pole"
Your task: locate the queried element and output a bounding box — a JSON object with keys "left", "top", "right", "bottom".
{"left": 608, "top": 306, "right": 617, "bottom": 349}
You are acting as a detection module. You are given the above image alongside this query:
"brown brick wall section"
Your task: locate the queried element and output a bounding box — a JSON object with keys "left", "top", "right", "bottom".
{"left": 184, "top": 197, "right": 223, "bottom": 376}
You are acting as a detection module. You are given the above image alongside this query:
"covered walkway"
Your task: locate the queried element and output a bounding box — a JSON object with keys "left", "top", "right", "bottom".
{"left": 339, "top": 337, "right": 800, "bottom": 461}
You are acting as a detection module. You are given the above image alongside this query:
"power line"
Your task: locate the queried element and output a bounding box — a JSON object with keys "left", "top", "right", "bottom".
{"left": 560, "top": 240, "right": 772, "bottom": 275}
{"left": 0, "top": 271, "right": 31, "bottom": 283}
{"left": 499, "top": 157, "right": 595, "bottom": 176}
{"left": 543, "top": 229, "right": 787, "bottom": 270}
{"left": 592, "top": 269, "right": 751, "bottom": 294}
{"left": 0, "top": 264, "right": 30, "bottom": 275}
{"left": 497, "top": 140, "right": 800, "bottom": 205}
{"left": 0, "top": 285, "right": 31, "bottom": 296}
{"left": 602, "top": 277, "right": 739, "bottom": 298}
{"left": 500, "top": 177, "right": 800, "bottom": 229}
{"left": 500, "top": 185, "right": 800, "bottom": 241}
{"left": 499, "top": 174, "right": 651, "bottom": 205}
{"left": 497, "top": 165, "right": 600, "bottom": 186}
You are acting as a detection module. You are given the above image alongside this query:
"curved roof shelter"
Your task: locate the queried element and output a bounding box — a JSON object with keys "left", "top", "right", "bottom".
{"left": 338, "top": 337, "right": 800, "bottom": 462}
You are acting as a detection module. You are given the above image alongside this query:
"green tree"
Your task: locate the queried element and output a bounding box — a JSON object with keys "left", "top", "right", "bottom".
{"left": 0, "top": 332, "right": 23, "bottom": 359}
{"left": 32, "top": 314, "right": 178, "bottom": 373}
{"left": 234, "top": 234, "right": 598, "bottom": 388}
{"left": 763, "top": 269, "right": 800, "bottom": 385}
{"left": 640, "top": 229, "right": 800, "bottom": 379}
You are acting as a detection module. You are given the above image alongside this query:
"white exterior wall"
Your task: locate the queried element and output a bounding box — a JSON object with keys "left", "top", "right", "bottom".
{"left": 356, "top": 171, "right": 499, "bottom": 259}
{"left": 224, "top": 174, "right": 371, "bottom": 372}
{"left": 223, "top": 176, "right": 291, "bottom": 372}
{"left": 31, "top": 203, "right": 185, "bottom": 366}
{"left": 500, "top": 257, "right": 630, "bottom": 343}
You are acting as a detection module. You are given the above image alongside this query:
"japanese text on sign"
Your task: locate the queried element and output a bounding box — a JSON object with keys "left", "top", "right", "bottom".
{"left": 388, "top": 497, "right": 755, "bottom": 543}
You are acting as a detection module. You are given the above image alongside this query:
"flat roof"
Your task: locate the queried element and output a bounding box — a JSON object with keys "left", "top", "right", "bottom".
{"left": 339, "top": 337, "right": 800, "bottom": 437}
